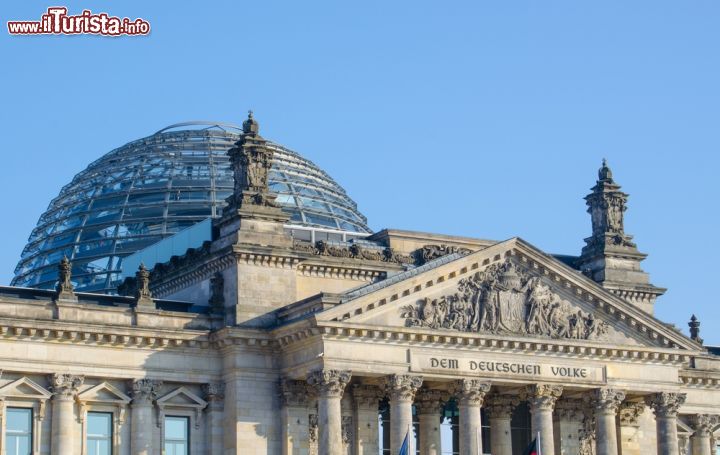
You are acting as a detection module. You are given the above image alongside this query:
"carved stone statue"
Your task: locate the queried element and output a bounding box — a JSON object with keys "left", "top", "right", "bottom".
{"left": 401, "top": 259, "right": 611, "bottom": 341}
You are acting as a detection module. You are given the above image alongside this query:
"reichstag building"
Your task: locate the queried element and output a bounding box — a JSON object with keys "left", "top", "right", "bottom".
{"left": 0, "top": 113, "right": 717, "bottom": 455}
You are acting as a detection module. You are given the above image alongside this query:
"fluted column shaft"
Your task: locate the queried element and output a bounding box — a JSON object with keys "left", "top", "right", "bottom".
{"left": 591, "top": 388, "right": 625, "bottom": 455}
{"left": 454, "top": 380, "right": 491, "bottom": 455}
{"left": 383, "top": 374, "right": 423, "bottom": 454}
{"left": 525, "top": 384, "right": 563, "bottom": 455}
{"left": 485, "top": 395, "right": 520, "bottom": 455}
{"left": 416, "top": 389, "right": 447, "bottom": 455}
{"left": 647, "top": 392, "right": 686, "bottom": 455}
{"left": 307, "top": 370, "right": 351, "bottom": 455}
{"left": 49, "top": 373, "right": 83, "bottom": 455}
{"left": 689, "top": 414, "right": 716, "bottom": 455}
{"left": 130, "top": 379, "right": 162, "bottom": 455}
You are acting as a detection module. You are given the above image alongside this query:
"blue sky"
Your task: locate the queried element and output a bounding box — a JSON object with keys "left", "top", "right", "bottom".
{"left": 2, "top": 1, "right": 719, "bottom": 342}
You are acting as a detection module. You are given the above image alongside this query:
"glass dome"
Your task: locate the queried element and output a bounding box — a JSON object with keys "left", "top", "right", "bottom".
{"left": 12, "top": 121, "right": 371, "bottom": 293}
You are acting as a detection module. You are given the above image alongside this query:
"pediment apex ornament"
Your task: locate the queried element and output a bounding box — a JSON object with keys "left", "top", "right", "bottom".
{"left": 382, "top": 374, "right": 423, "bottom": 402}
{"left": 452, "top": 379, "right": 491, "bottom": 406}
{"left": 646, "top": 392, "right": 686, "bottom": 418}
{"left": 401, "top": 259, "right": 610, "bottom": 341}
{"left": 306, "top": 370, "right": 351, "bottom": 398}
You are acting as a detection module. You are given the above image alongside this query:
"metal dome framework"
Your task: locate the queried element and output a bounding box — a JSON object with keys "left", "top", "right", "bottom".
{"left": 12, "top": 122, "right": 371, "bottom": 293}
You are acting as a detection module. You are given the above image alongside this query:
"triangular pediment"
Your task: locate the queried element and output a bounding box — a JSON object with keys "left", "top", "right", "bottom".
{"left": 156, "top": 387, "right": 207, "bottom": 409}
{"left": 0, "top": 377, "right": 51, "bottom": 400}
{"left": 78, "top": 382, "right": 131, "bottom": 404}
{"left": 316, "top": 238, "right": 699, "bottom": 350}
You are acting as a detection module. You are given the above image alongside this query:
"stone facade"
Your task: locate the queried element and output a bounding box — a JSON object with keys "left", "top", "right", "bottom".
{"left": 0, "top": 115, "right": 719, "bottom": 454}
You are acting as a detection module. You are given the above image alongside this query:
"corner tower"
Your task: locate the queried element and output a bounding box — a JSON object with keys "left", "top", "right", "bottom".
{"left": 577, "top": 160, "right": 665, "bottom": 314}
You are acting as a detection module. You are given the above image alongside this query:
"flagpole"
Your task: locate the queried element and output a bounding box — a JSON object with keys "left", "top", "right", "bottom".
{"left": 537, "top": 430, "right": 542, "bottom": 455}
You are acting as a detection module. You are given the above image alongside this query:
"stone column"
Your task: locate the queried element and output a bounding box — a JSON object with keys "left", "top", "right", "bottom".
{"left": 383, "top": 374, "right": 423, "bottom": 454}
{"left": 352, "top": 385, "right": 382, "bottom": 455}
{"left": 203, "top": 383, "right": 225, "bottom": 455}
{"left": 618, "top": 402, "right": 646, "bottom": 455}
{"left": 453, "top": 379, "right": 491, "bottom": 455}
{"left": 130, "top": 379, "right": 162, "bottom": 455}
{"left": 525, "top": 384, "right": 563, "bottom": 455}
{"left": 49, "top": 373, "right": 84, "bottom": 455}
{"left": 647, "top": 392, "right": 686, "bottom": 455}
{"left": 307, "top": 369, "right": 352, "bottom": 455}
{"left": 280, "top": 379, "right": 312, "bottom": 455}
{"left": 485, "top": 395, "right": 520, "bottom": 455}
{"left": 590, "top": 388, "right": 625, "bottom": 455}
{"left": 689, "top": 414, "right": 717, "bottom": 455}
{"left": 415, "top": 389, "right": 447, "bottom": 455}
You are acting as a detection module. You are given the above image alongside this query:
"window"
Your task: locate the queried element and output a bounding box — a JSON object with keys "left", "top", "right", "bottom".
{"left": 164, "top": 416, "right": 189, "bottom": 455}
{"left": 87, "top": 412, "right": 112, "bottom": 455}
{"left": 6, "top": 407, "right": 32, "bottom": 455}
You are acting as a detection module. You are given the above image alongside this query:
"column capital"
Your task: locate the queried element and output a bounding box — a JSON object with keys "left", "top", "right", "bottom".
{"left": 131, "top": 379, "right": 162, "bottom": 405}
{"left": 452, "top": 379, "right": 491, "bottom": 406}
{"left": 415, "top": 388, "right": 449, "bottom": 415}
{"left": 524, "top": 384, "right": 563, "bottom": 411}
{"left": 590, "top": 388, "right": 626, "bottom": 415}
{"left": 203, "top": 382, "right": 225, "bottom": 408}
{"left": 382, "top": 374, "right": 423, "bottom": 403}
{"left": 618, "top": 401, "right": 646, "bottom": 427}
{"left": 688, "top": 414, "right": 719, "bottom": 437}
{"left": 646, "top": 392, "right": 686, "bottom": 418}
{"left": 352, "top": 384, "right": 383, "bottom": 408}
{"left": 306, "top": 369, "right": 351, "bottom": 398}
{"left": 485, "top": 394, "right": 520, "bottom": 419}
{"left": 49, "top": 373, "right": 84, "bottom": 400}
{"left": 280, "top": 378, "right": 312, "bottom": 407}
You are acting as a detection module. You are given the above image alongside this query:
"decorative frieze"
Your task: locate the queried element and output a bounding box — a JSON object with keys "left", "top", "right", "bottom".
{"left": 401, "top": 259, "right": 612, "bottom": 341}
{"left": 293, "top": 240, "right": 414, "bottom": 265}
{"left": 646, "top": 392, "right": 686, "bottom": 418}
{"left": 306, "top": 370, "right": 351, "bottom": 398}
{"left": 382, "top": 374, "right": 423, "bottom": 403}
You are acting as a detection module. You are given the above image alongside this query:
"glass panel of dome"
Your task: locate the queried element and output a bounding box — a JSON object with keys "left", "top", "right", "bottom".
{"left": 86, "top": 210, "right": 121, "bottom": 226}
{"left": 275, "top": 194, "right": 295, "bottom": 205}
{"left": 304, "top": 213, "right": 339, "bottom": 229}
{"left": 42, "top": 231, "right": 78, "bottom": 250}
{"left": 92, "top": 196, "right": 127, "bottom": 210}
{"left": 298, "top": 197, "right": 330, "bottom": 212}
{"left": 124, "top": 206, "right": 166, "bottom": 220}
{"left": 127, "top": 192, "right": 167, "bottom": 205}
{"left": 75, "top": 240, "right": 114, "bottom": 258}
{"left": 167, "top": 204, "right": 209, "bottom": 218}
{"left": 115, "top": 237, "right": 161, "bottom": 253}
{"left": 170, "top": 191, "right": 209, "bottom": 202}
{"left": 133, "top": 176, "right": 169, "bottom": 189}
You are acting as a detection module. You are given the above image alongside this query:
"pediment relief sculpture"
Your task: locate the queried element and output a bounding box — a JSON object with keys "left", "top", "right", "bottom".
{"left": 401, "top": 259, "right": 616, "bottom": 341}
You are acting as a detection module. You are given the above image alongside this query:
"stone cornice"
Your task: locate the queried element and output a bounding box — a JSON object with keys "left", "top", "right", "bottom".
{"left": 679, "top": 370, "right": 720, "bottom": 389}
{"left": 0, "top": 317, "right": 212, "bottom": 350}
{"left": 299, "top": 320, "right": 693, "bottom": 366}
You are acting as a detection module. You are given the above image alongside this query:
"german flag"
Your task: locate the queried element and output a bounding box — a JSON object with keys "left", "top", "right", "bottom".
{"left": 524, "top": 437, "right": 540, "bottom": 455}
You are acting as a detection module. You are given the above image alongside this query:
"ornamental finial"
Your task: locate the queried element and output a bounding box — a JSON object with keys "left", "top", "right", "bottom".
{"left": 598, "top": 158, "right": 613, "bottom": 182}
{"left": 243, "top": 110, "right": 259, "bottom": 135}
{"left": 689, "top": 314, "right": 703, "bottom": 344}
